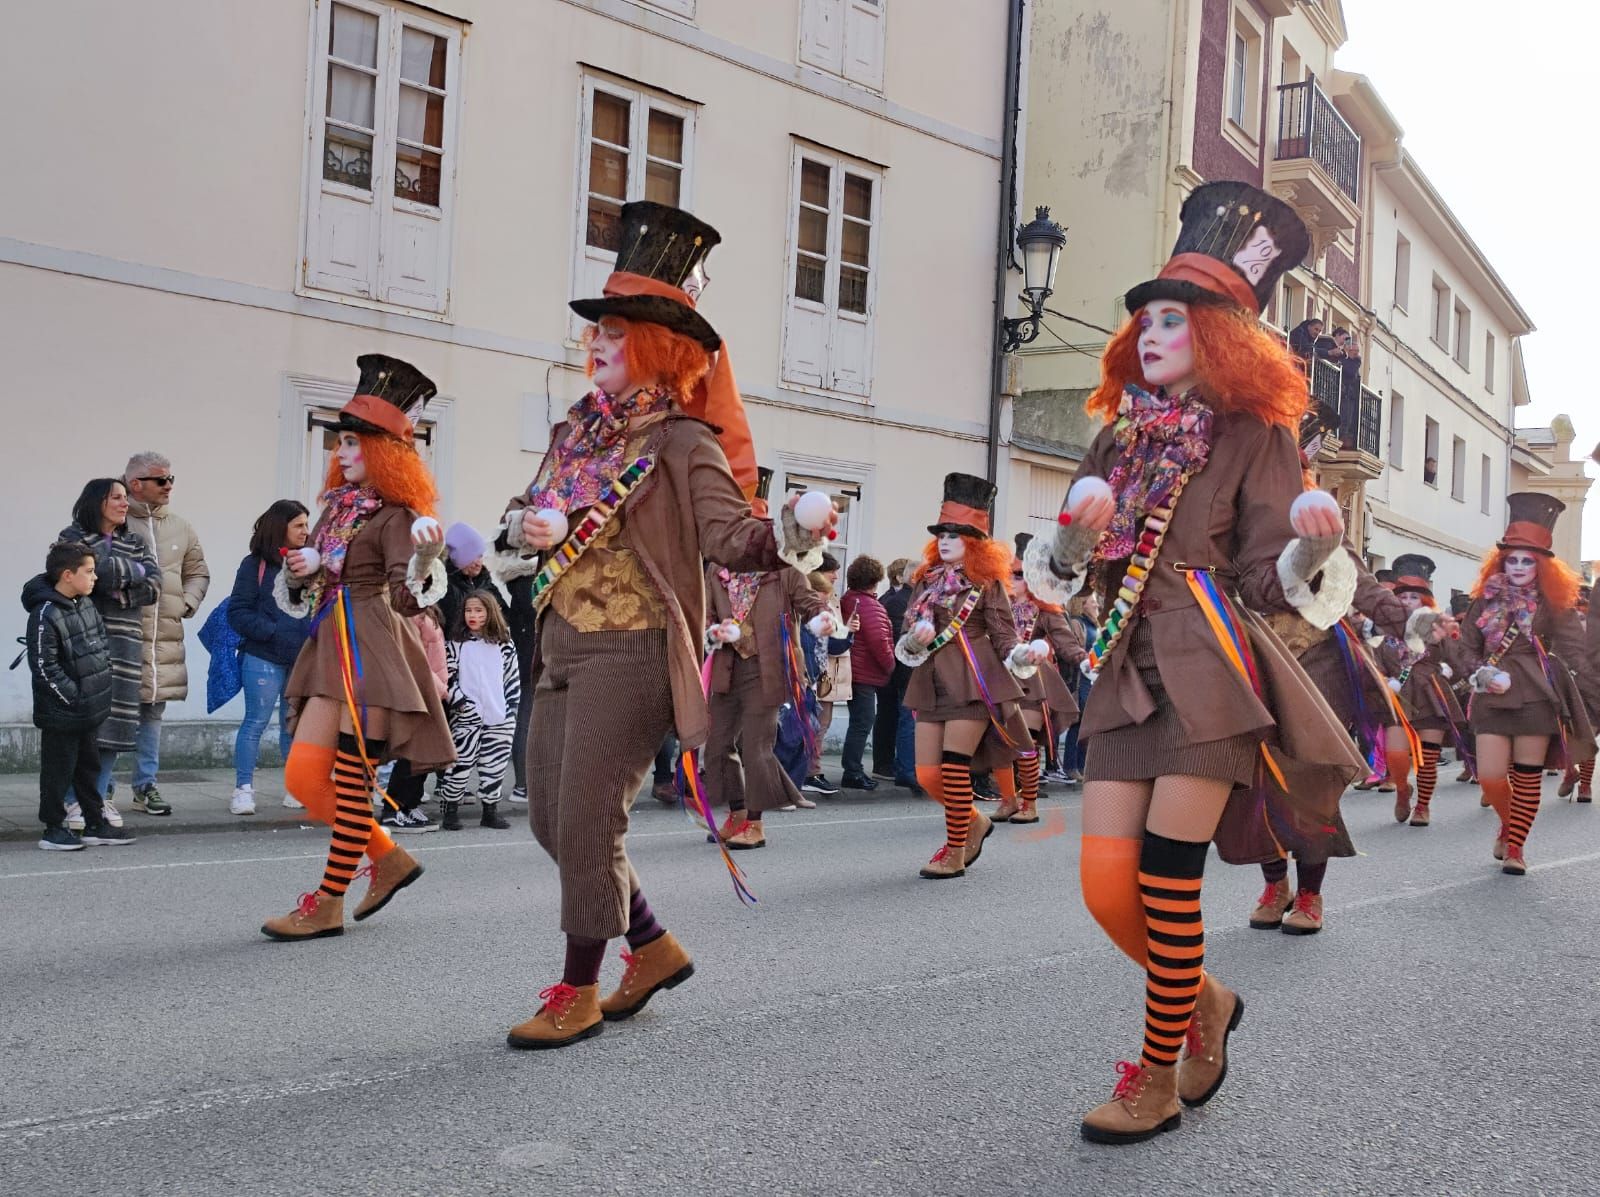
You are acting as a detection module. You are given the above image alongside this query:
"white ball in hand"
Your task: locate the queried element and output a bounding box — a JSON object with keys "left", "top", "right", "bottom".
{"left": 722, "top": 622, "right": 742, "bottom": 645}
{"left": 1068, "top": 476, "right": 1113, "bottom": 508}
{"left": 536, "top": 508, "right": 569, "bottom": 545}
{"left": 1030, "top": 638, "right": 1049, "bottom": 659}
{"left": 1289, "top": 490, "right": 1340, "bottom": 522}
{"left": 794, "top": 490, "right": 834, "bottom": 532}
{"left": 410, "top": 516, "right": 441, "bottom": 543}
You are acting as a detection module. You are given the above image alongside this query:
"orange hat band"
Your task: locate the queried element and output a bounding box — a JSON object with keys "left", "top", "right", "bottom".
{"left": 1500, "top": 522, "right": 1554, "bottom": 553}
{"left": 342, "top": 393, "right": 414, "bottom": 441}
{"left": 935, "top": 502, "right": 991, "bottom": 535}
{"left": 602, "top": 271, "right": 697, "bottom": 310}
{"left": 1157, "top": 253, "right": 1259, "bottom": 312}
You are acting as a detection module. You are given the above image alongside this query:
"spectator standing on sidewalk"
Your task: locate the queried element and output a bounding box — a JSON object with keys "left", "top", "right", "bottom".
{"left": 874, "top": 557, "right": 919, "bottom": 790}
{"left": 25, "top": 542, "right": 134, "bottom": 850}
{"left": 839, "top": 555, "right": 894, "bottom": 790}
{"left": 227, "top": 500, "right": 311, "bottom": 815}
{"left": 56, "top": 478, "right": 160, "bottom": 830}
{"left": 802, "top": 560, "right": 852, "bottom": 796}
{"left": 115, "top": 452, "right": 210, "bottom": 817}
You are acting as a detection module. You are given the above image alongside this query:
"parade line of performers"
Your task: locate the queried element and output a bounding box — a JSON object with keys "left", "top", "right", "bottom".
{"left": 254, "top": 190, "right": 1599, "bottom": 1146}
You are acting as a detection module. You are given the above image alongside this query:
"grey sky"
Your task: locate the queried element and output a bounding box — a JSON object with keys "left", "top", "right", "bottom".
{"left": 1338, "top": 0, "right": 1598, "bottom": 557}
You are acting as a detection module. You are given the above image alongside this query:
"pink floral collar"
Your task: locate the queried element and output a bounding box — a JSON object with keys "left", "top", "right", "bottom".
{"left": 1097, "top": 385, "right": 1213, "bottom": 561}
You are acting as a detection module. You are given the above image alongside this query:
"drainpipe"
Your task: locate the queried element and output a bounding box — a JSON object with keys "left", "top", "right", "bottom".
{"left": 986, "top": 0, "right": 1026, "bottom": 484}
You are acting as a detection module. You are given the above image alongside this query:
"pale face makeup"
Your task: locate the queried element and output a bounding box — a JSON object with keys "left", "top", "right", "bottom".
{"left": 590, "top": 318, "right": 635, "bottom": 397}
{"left": 1505, "top": 551, "right": 1539, "bottom": 587}
{"left": 936, "top": 533, "right": 966, "bottom": 564}
{"left": 100, "top": 483, "right": 129, "bottom": 531}
{"left": 1397, "top": 590, "right": 1423, "bottom": 612}
{"left": 1137, "top": 301, "right": 1198, "bottom": 393}
{"left": 463, "top": 598, "right": 488, "bottom": 634}
{"left": 285, "top": 513, "right": 310, "bottom": 549}
{"left": 1009, "top": 570, "right": 1027, "bottom": 601}
{"left": 335, "top": 432, "right": 367, "bottom": 484}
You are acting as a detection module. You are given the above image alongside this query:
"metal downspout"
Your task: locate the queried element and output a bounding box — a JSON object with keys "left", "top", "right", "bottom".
{"left": 986, "top": 0, "right": 1026, "bottom": 484}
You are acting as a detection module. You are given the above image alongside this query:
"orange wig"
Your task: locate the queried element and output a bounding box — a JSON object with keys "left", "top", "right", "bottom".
{"left": 1469, "top": 547, "right": 1581, "bottom": 611}
{"left": 584, "top": 317, "right": 712, "bottom": 399}
{"left": 913, "top": 535, "right": 1011, "bottom": 587}
{"left": 323, "top": 432, "right": 438, "bottom": 517}
{"left": 1087, "top": 303, "right": 1309, "bottom": 429}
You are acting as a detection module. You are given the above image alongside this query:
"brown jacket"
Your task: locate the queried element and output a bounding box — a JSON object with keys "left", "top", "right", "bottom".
{"left": 1016, "top": 605, "right": 1083, "bottom": 722}
{"left": 706, "top": 565, "right": 828, "bottom": 709}
{"left": 504, "top": 413, "right": 796, "bottom": 751}
{"left": 1289, "top": 551, "right": 1406, "bottom": 730}
{"left": 902, "top": 576, "right": 1025, "bottom": 717}
{"left": 1581, "top": 612, "right": 1600, "bottom": 717}
{"left": 1460, "top": 597, "right": 1595, "bottom": 759}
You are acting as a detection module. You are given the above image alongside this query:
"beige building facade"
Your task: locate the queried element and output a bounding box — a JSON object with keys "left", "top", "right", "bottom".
{"left": 0, "top": 0, "right": 1016, "bottom": 751}
{"left": 1509, "top": 418, "right": 1592, "bottom": 574}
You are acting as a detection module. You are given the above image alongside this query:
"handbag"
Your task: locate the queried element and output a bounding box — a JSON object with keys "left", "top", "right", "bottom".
{"left": 198, "top": 561, "right": 264, "bottom": 713}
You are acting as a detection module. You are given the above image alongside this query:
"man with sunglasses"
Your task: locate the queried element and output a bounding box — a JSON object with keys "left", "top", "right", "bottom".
{"left": 108, "top": 452, "right": 210, "bottom": 817}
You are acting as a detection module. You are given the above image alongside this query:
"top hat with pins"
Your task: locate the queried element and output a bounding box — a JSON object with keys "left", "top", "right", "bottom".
{"left": 1390, "top": 553, "right": 1436, "bottom": 595}
{"left": 311, "top": 354, "right": 437, "bottom": 443}
{"left": 928, "top": 473, "right": 997, "bottom": 539}
{"left": 1499, "top": 492, "right": 1566, "bottom": 556}
{"left": 1125, "top": 181, "right": 1311, "bottom": 316}
{"left": 569, "top": 202, "right": 722, "bottom": 350}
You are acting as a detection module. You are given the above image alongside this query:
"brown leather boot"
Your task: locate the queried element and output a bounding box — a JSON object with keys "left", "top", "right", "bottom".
{"left": 1393, "top": 778, "right": 1412, "bottom": 823}
{"left": 352, "top": 845, "right": 424, "bottom": 921}
{"left": 1010, "top": 800, "right": 1040, "bottom": 824}
{"left": 1502, "top": 844, "right": 1528, "bottom": 875}
{"left": 1248, "top": 878, "right": 1293, "bottom": 929}
{"left": 1492, "top": 826, "right": 1507, "bottom": 861}
{"left": 507, "top": 983, "right": 603, "bottom": 1049}
{"left": 599, "top": 932, "right": 695, "bottom": 1021}
{"left": 963, "top": 809, "right": 994, "bottom": 867}
{"left": 1559, "top": 768, "right": 1578, "bottom": 798}
{"left": 993, "top": 796, "right": 1020, "bottom": 822}
{"left": 1409, "top": 803, "right": 1431, "bottom": 827}
{"left": 1281, "top": 890, "right": 1323, "bottom": 935}
{"left": 725, "top": 820, "right": 766, "bottom": 850}
{"left": 919, "top": 843, "right": 965, "bottom": 879}
{"left": 261, "top": 891, "right": 344, "bottom": 941}
{"left": 1080, "top": 1061, "right": 1181, "bottom": 1145}
{"left": 1178, "top": 974, "right": 1244, "bottom": 1107}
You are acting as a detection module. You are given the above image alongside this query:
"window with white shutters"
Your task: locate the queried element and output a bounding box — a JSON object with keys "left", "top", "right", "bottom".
{"left": 799, "top": 0, "right": 885, "bottom": 92}
{"left": 303, "top": 0, "right": 461, "bottom": 316}
{"left": 782, "top": 145, "right": 880, "bottom": 398}
{"left": 571, "top": 74, "right": 695, "bottom": 340}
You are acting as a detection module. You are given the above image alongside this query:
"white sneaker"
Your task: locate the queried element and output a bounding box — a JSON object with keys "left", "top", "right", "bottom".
{"left": 230, "top": 785, "right": 257, "bottom": 816}
{"left": 102, "top": 795, "right": 124, "bottom": 828}
{"left": 509, "top": 785, "right": 528, "bottom": 805}
{"left": 65, "top": 801, "right": 86, "bottom": 832}
{"left": 282, "top": 792, "right": 304, "bottom": 809}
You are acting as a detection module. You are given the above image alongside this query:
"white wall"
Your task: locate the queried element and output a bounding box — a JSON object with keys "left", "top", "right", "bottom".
{"left": 0, "top": 0, "right": 1007, "bottom": 728}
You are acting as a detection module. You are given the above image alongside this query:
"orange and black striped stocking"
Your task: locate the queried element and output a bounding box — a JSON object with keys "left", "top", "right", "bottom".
{"left": 1414, "top": 744, "right": 1441, "bottom": 813}
{"left": 320, "top": 734, "right": 387, "bottom": 898}
{"left": 939, "top": 751, "right": 974, "bottom": 848}
{"left": 1580, "top": 758, "right": 1595, "bottom": 794}
{"left": 1139, "top": 832, "right": 1208, "bottom": 1069}
{"left": 1506, "top": 763, "right": 1543, "bottom": 850}
{"left": 1017, "top": 741, "right": 1042, "bottom": 806}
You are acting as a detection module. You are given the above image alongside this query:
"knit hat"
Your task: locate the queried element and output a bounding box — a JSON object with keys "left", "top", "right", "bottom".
{"left": 445, "top": 522, "right": 486, "bottom": 569}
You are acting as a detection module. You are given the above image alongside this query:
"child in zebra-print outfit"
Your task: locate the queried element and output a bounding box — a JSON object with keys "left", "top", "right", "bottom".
{"left": 439, "top": 591, "right": 521, "bottom": 830}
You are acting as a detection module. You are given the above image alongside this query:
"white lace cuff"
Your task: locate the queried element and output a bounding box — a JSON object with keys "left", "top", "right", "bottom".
{"left": 406, "top": 553, "right": 448, "bottom": 608}
{"left": 1277, "top": 538, "right": 1356, "bottom": 630}
{"left": 1006, "top": 643, "right": 1039, "bottom": 680}
{"left": 895, "top": 632, "right": 931, "bottom": 669}
{"left": 1022, "top": 536, "right": 1086, "bottom": 607}
{"left": 777, "top": 503, "right": 824, "bottom": 574}
{"left": 272, "top": 567, "right": 315, "bottom": 620}
{"left": 502, "top": 509, "right": 528, "bottom": 551}
{"left": 1404, "top": 608, "right": 1438, "bottom": 656}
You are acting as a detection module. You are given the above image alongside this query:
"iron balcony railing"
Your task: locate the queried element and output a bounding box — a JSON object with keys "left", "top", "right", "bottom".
{"left": 1354, "top": 385, "right": 1382, "bottom": 457}
{"left": 1276, "top": 80, "right": 1360, "bottom": 203}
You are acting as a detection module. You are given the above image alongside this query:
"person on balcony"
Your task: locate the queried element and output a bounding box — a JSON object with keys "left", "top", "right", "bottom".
{"left": 1287, "top": 317, "right": 1323, "bottom": 362}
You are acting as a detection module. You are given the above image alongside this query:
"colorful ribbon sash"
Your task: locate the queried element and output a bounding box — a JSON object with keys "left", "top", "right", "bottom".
{"left": 530, "top": 456, "right": 655, "bottom": 613}
{"left": 1082, "top": 470, "right": 1194, "bottom": 680}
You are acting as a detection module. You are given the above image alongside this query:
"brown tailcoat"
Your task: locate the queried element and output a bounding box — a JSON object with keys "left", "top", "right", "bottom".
{"left": 705, "top": 565, "right": 828, "bottom": 709}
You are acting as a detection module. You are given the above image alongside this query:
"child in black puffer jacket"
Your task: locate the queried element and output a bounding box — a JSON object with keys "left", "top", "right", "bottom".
{"left": 23, "top": 542, "right": 134, "bottom": 851}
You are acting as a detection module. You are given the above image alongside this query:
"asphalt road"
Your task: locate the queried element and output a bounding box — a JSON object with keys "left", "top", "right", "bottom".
{"left": 4, "top": 777, "right": 1598, "bottom": 1196}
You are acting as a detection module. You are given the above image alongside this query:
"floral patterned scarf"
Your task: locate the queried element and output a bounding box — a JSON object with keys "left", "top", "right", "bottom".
{"left": 719, "top": 568, "right": 765, "bottom": 625}
{"left": 1475, "top": 573, "right": 1539, "bottom": 654}
{"left": 908, "top": 563, "right": 973, "bottom": 625}
{"left": 1011, "top": 595, "right": 1039, "bottom": 640}
{"left": 314, "top": 485, "right": 384, "bottom": 587}
{"left": 1096, "top": 385, "right": 1214, "bottom": 561}
{"left": 526, "top": 387, "right": 674, "bottom": 515}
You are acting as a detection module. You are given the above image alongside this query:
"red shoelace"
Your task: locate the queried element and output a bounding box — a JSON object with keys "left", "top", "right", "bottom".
{"left": 617, "top": 950, "right": 640, "bottom": 985}
{"left": 538, "top": 982, "right": 579, "bottom": 1015}
{"left": 1111, "top": 1060, "right": 1145, "bottom": 1100}
{"left": 295, "top": 891, "right": 321, "bottom": 916}
{"left": 1256, "top": 882, "right": 1285, "bottom": 907}
{"left": 928, "top": 845, "right": 954, "bottom": 864}
{"left": 1292, "top": 890, "right": 1319, "bottom": 917}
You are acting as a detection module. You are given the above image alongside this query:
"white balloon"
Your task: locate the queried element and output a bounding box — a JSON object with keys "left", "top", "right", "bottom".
{"left": 536, "top": 508, "right": 570, "bottom": 545}
{"left": 794, "top": 490, "right": 834, "bottom": 531}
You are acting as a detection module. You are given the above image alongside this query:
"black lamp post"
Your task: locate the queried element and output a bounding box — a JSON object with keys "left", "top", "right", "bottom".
{"left": 1000, "top": 206, "right": 1067, "bottom": 353}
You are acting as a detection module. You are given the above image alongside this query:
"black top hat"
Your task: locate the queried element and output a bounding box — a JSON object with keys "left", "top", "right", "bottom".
{"left": 1125, "top": 181, "right": 1311, "bottom": 315}
{"left": 313, "top": 354, "right": 437, "bottom": 442}
{"left": 1500, "top": 492, "right": 1566, "bottom": 555}
{"left": 569, "top": 202, "right": 722, "bottom": 350}
{"left": 1449, "top": 593, "right": 1472, "bottom": 618}
{"left": 928, "top": 473, "right": 997, "bottom": 539}
{"left": 755, "top": 467, "right": 774, "bottom": 502}
{"left": 1390, "top": 553, "right": 1436, "bottom": 594}
{"left": 1014, "top": 532, "right": 1034, "bottom": 560}
{"left": 1374, "top": 569, "right": 1397, "bottom": 586}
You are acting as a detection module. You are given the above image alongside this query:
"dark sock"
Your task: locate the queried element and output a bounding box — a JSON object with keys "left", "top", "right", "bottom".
{"left": 563, "top": 934, "right": 607, "bottom": 987}
{"left": 625, "top": 889, "right": 666, "bottom": 950}
{"left": 1139, "top": 832, "right": 1208, "bottom": 1069}
{"left": 1260, "top": 857, "right": 1289, "bottom": 885}
{"left": 1296, "top": 859, "right": 1328, "bottom": 894}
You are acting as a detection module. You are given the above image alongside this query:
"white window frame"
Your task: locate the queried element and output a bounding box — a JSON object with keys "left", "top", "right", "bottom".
{"left": 1430, "top": 277, "right": 1451, "bottom": 349}
{"left": 570, "top": 72, "right": 697, "bottom": 342}
{"left": 278, "top": 373, "right": 456, "bottom": 515}
{"left": 1450, "top": 435, "right": 1467, "bottom": 502}
{"left": 1480, "top": 453, "right": 1492, "bottom": 515}
{"left": 780, "top": 142, "right": 882, "bottom": 400}
{"left": 1423, "top": 416, "right": 1441, "bottom": 488}
{"left": 1393, "top": 234, "right": 1411, "bottom": 312}
{"left": 1387, "top": 391, "right": 1405, "bottom": 469}
{"left": 798, "top": 0, "right": 887, "bottom": 93}
{"left": 634, "top": 0, "right": 696, "bottom": 19}
{"left": 1221, "top": 2, "right": 1265, "bottom": 162}
{"left": 1453, "top": 302, "right": 1472, "bottom": 369}
{"left": 1484, "top": 331, "right": 1496, "bottom": 393}
{"left": 299, "top": 0, "right": 463, "bottom": 318}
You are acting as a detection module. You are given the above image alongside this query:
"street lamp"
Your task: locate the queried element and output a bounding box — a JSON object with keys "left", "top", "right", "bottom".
{"left": 1000, "top": 205, "right": 1067, "bottom": 353}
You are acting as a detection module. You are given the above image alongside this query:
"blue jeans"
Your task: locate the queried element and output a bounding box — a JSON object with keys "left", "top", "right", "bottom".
{"left": 235, "top": 655, "right": 291, "bottom": 787}
{"left": 97, "top": 701, "right": 166, "bottom": 796}
{"left": 896, "top": 705, "right": 916, "bottom": 780}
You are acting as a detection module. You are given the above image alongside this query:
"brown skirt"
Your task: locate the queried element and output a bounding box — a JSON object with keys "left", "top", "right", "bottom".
{"left": 1084, "top": 674, "right": 1257, "bottom": 787}
{"left": 1470, "top": 699, "right": 1559, "bottom": 738}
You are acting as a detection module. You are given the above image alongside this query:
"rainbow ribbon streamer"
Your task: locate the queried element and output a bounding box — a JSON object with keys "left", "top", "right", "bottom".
{"left": 330, "top": 585, "right": 399, "bottom": 812}
{"left": 679, "top": 746, "right": 756, "bottom": 905}
{"left": 1532, "top": 636, "right": 1572, "bottom": 769}
{"left": 956, "top": 629, "right": 1027, "bottom": 750}
{"left": 1181, "top": 569, "right": 1285, "bottom": 791}
{"left": 1333, "top": 621, "right": 1386, "bottom": 774}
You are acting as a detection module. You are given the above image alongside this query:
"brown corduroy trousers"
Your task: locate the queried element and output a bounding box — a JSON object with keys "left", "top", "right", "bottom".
{"left": 527, "top": 616, "right": 674, "bottom": 940}
{"left": 705, "top": 652, "right": 794, "bottom": 817}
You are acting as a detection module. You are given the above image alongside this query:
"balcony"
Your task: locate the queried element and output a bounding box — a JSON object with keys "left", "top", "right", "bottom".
{"left": 1268, "top": 80, "right": 1362, "bottom": 244}
{"left": 1301, "top": 358, "right": 1383, "bottom": 477}
{"left": 1341, "top": 382, "right": 1382, "bottom": 458}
